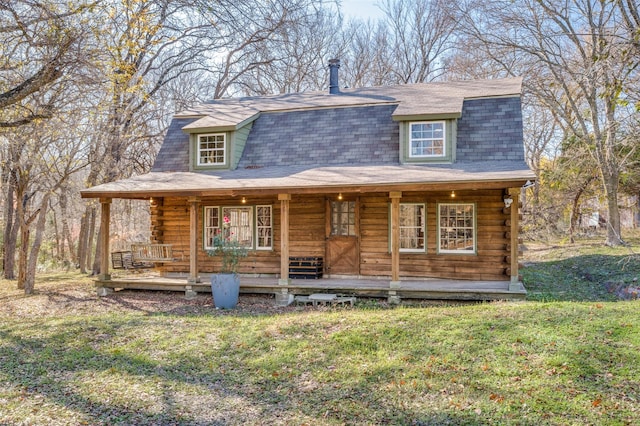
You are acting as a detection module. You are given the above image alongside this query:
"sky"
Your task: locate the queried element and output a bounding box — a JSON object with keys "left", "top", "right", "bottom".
{"left": 340, "top": 0, "right": 385, "bottom": 21}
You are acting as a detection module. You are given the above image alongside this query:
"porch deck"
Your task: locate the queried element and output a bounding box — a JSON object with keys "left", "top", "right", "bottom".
{"left": 96, "top": 273, "right": 527, "bottom": 301}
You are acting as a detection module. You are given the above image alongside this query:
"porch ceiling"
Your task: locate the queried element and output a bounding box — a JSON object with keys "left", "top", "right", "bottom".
{"left": 81, "top": 161, "right": 535, "bottom": 199}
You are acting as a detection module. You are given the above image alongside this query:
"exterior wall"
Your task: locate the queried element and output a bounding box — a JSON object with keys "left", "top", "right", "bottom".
{"left": 359, "top": 190, "right": 511, "bottom": 281}
{"left": 152, "top": 189, "right": 511, "bottom": 281}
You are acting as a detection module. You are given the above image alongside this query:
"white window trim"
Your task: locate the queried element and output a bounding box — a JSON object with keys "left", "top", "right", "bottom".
{"left": 399, "top": 203, "right": 426, "bottom": 253}
{"left": 203, "top": 206, "right": 220, "bottom": 250}
{"left": 437, "top": 202, "right": 476, "bottom": 254}
{"left": 409, "top": 121, "right": 446, "bottom": 159}
{"left": 197, "top": 133, "right": 227, "bottom": 166}
{"left": 256, "top": 205, "right": 273, "bottom": 250}
{"left": 203, "top": 205, "right": 274, "bottom": 251}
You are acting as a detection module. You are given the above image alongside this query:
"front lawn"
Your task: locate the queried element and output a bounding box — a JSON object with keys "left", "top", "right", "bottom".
{"left": 0, "top": 237, "right": 639, "bottom": 425}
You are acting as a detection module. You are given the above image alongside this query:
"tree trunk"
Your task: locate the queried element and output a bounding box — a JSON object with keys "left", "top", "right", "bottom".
{"left": 603, "top": 177, "right": 623, "bottom": 246}
{"left": 86, "top": 207, "right": 97, "bottom": 274}
{"left": 92, "top": 226, "right": 102, "bottom": 276}
{"left": 51, "top": 200, "right": 62, "bottom": 260}
{"left": 24, "top": 196, "right": 50, "bottom": 294}
{"left": 77, "top": 207, "right": 89, "bottom": 273}
{"left": 568, "top": 176, "right": 596, "bottom": 243}
{"left": 636, "top": 192, "right": 640, "bottom": 229}
{"left": 17, "top": 225, "right": 29, "bottom": 290}
{"left": 59, "top": 191, "right": 77, "bottom": 265}
{"left": 600, "top": 98, "right": 624, "bottom": 246}
{"left": 2, "top": 178, "right": 18, "bottom": 279}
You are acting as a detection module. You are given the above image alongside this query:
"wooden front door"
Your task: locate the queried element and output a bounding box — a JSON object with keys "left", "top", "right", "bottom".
{"left": 326, "top": 199, "right": 359, "bottom": 275}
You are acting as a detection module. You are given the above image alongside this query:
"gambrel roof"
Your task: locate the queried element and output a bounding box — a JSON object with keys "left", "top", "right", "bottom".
{"left": 176, "top": 77, "right": 522, "bottom": 123}
{"left": 82, "top": 77, "right": 534, "bottom": 200}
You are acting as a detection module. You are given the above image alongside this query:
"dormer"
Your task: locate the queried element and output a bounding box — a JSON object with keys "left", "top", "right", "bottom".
{"left": 392, "top": 95, "right": 462, "bottom": 165}
{"left": 178, "top": 104, "right": 260, "bottom": 171}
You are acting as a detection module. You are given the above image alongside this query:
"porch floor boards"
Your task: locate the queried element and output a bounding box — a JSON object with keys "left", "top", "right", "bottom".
{"left": 97, "top": 274, "right": 527, "bottom": 301}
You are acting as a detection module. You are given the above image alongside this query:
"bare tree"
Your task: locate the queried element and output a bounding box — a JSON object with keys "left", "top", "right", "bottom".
{"left": 76, "top": 0, "right": 213, "bottom": 272}
{"left": 189, "top": 0, "right": 336, "bottom": 97}
{"left": 458, "top": 0, "right": 639, "bottom": 246}
{"left": 0, "top": 0, "right": 94, "bottom": 127}
{"left": 234, "top": 4, "right": 343, "bottom": 95}
{"left": 379, "top": 0, "right": 458, "bottom": 83}
{"left": 0, "top": 0, "right": 94, "bottom": 278}
{"left": 521, "top": 96, "right": 561, "bottom": 215}
{"left": 1, "top": 105, "right": 86, "bottom": 292}
{"left": 339, "top": 19, "right": 396, "bottom": 88}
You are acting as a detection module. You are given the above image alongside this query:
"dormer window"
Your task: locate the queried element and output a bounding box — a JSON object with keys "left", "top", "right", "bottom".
{"left": 409, "top": 122, "right": 445, "bottom": 158}
{"left": 197, "top": 133, "right": 226, "bottom": 166}
{"left": 399, "top": 120, "right": 454, "bottom": 164}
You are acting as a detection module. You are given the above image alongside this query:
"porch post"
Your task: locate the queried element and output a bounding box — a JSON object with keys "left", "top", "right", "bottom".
{"left": 98, "top": 198, "right": 111, "bottom": 282}
{"left": 95, "top": 198, "right": 113, "bottom": 296}
{"left": 278, "top": 194, "right": 291, "bottom": 284}
{"left": 389, "top": 191, "right": 402, "bottom": 304}
{"left": 508, "top": 188, "right": 520, "bottom": 291}
{"left": 276, "top": 194, "right": 293, "bottom": 306}
{"left": 186, "top": 197, "right": 200, "bottom": 298}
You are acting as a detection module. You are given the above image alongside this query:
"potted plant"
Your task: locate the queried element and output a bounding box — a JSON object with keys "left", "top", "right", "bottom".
{"left": 206, "top": 216, "right": 248, "bottom": 308}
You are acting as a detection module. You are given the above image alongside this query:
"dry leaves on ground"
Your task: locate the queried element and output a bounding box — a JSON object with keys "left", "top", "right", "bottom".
{"left": 0, "top": 274, "right": 305, "bottom": 319}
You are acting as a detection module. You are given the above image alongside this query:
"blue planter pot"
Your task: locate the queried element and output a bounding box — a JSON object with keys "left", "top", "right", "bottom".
{"left": 211, "top": 273, "right": 240, "bottom": 309}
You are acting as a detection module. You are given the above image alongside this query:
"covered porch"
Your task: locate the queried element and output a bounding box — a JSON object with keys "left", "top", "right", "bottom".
{"left": 83, "top": 166, "right": 533, "bottom": 305}
{"left": 92, "top": 186, "right": 527, "bottom": 305}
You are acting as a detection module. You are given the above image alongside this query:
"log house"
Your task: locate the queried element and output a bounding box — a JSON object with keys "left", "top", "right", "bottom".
{"left": 82, "top": 61, "right": 535, "bottom": 303}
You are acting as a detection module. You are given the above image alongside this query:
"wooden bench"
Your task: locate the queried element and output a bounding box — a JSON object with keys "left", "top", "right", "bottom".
{"left": 111, "top": 244, "right": 174, "bottom": 270}
{"left": 111, "top": 251, "right": 153, "bottom": 270}
{"left": 130, "top": 243, "right": 174, "bottom": 262}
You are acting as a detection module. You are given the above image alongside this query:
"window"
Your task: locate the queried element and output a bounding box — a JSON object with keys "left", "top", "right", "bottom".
{"left": 330, "top": 201, "right": 356, "bottom": 236}
{"left": 222, "top": 207, "right": 253, "bottom": 248}
{"left": 197, "top": 133, "right": 226, "bottom": 166}
{"left": 400, "top": 203, "right": 425, "bottom": 252}
{"left": 256, "top": 205, "right": 272, "bottom": 249}
{"left": 410, "top": 122, "right": 445, "bottom": 158}
{"left": 204, "top": 206, "right": 220, "bottom": 250}
{"left": 438, "top": 203, "right": 475, "bottom": 253}
{"left": 204, "top": 206, "right": 272, "bottom": 250}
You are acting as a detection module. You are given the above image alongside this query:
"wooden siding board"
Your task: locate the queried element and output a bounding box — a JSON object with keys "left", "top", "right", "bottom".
{"left": 153, "top": 188, "right": 511, "bottom": 280}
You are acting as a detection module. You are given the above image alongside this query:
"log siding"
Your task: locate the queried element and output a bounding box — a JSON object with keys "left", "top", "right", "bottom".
{"left": 152, "top": 189, "right": 511, "bottom": 281}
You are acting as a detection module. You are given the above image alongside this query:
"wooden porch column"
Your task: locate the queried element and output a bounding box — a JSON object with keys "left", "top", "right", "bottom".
{"left": 389, "top": 192, "right": 402, "bottom": 303}
{"left": 98, "top": 198, "right": 112, "bottom": 282}
{"left": 278, "top": 193, "right": 291, "bottom": 285}
{"left": 508, "top": 188, "right": 520, "bottom": 291}
{"left": 187, "top": 197, "right": 201, "bottom": 286}
{"left": 274, "top": 194, "right": 293, "bottom": 306}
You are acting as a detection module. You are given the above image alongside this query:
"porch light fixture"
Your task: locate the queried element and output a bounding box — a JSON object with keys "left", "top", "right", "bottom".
{"left": 450, "top": 190, "right": 455, "bottom": 198}
{"left": 241, "top": 197, "right": 247, "bottom": 204}
{"left": 504, "top": 196, "right": 513, "bottom": 208}
{"left": 338, "top": 193, "right": 343, "bottom": 200}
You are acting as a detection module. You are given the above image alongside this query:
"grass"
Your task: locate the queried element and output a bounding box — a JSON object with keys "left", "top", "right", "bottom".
{"left": 0, "top": 236, "right": 639, "bottom": 425}
{"left": 522, "top": 232, "right": 640, "bottom": 302}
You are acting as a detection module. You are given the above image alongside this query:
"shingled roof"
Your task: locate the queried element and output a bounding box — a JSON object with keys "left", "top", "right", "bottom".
{"left": 177, "top": 77, "right": 523, "bottom": 124}
{"left": 82, "top": 77, "right": 535, "bottom": 199}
